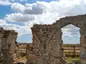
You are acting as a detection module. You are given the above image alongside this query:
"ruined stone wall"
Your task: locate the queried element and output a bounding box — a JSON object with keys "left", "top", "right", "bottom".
{"left": 30, "top": 24, "right": 63, "bottom": 64}
{"left": 53, "top": 14, "right": 86, "bottom": 64}
{"left": 0, "top": 28, "right": 17, "bottom": 64}
{"left": 29, "top": 14, "right": 86, "bottom": 64}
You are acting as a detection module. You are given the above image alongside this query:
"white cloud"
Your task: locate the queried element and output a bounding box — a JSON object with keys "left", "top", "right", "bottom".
{"left": 5, "top": 13, "right": 35, "bottom": 22}
{"left": 24, "top": 2, "right": 47, "bottom": 14}
{"left": 0, "top": 0, "right": 11, "bottom": 5}
{"left": 11, "top": 1, "right": 48, "bottom": 14}
{"left": 3, "top": 24, "right": 31, "bottom": 36}
{"left": 0, "top": 19, "right": 32, "bottom": 37}
{"left": 47, "top": 0, "right": 86, "bottom": 17}
{"left": 0, "top": 19, "right": 18, "bottom": 33}
{"left": 11, "top": 3, "right": 25, "bottom": 12}
{"left": 0, "top": 19, "right": 6, "bottom": 25}
{"left": 3, "top": 0, "right": 86, "bottom": 42}
{"left": 61, "top": 24, "right": 80, "bottom": 37}
{"left": 10, "top": 0, "right": 86, "bottom": 23}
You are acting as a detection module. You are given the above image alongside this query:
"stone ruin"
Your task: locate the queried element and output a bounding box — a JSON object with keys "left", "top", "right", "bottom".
{"left": 0, "top": 28, "right": 17, "bottom": 64}
{"left": 1, "top": 14, "right": 86, "bottom": 64}
{"left": 27, "top": 14, "right": 86, "bottom": 64}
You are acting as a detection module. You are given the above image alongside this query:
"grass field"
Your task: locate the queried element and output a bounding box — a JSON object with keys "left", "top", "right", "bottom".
{"left": 18, "top": 55, "right": 80, "bottom": 64}
{"left": 67, "top": 57, "right": 80, "bottom": 63}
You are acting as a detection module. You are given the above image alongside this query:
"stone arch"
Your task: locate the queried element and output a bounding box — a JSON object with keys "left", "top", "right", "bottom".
{"left": 52, "top": 14, "right": 86, "bottom": 28}
{"left": 30, "top": 14, "right": 86, "bottom": 64}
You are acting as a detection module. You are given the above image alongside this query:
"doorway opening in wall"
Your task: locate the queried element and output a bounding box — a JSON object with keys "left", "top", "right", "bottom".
{"left": 61, "top": 24, "right": 80, "bottom": 63}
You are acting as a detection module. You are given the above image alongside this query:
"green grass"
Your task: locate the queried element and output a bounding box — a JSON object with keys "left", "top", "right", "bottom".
{"left": 67, "top": 57, "right": 80, "bottom": 63}
{"left": 18, "top": 56, "right": 27, "bottom": 64}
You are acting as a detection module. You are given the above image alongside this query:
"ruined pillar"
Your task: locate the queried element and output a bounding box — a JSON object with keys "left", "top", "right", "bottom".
{"left": 0, "top": 28, "right": 17, "bottom": 64}
{"left": 29, "top": 25, "right": 61, "bottom": 64}
{"left": 56, "top": 28, "right": 63, "bottom": 64}
{"left": 80, "top": 24, "right": 86, "bottom": 64}
{"left": 0, "top": 28, "right": 4, "bottom": 64}
{"left": 29, "top": 24, "right": 65, "bottom": 64}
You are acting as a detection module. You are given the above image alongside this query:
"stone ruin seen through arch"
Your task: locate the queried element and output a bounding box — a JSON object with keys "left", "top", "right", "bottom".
{"left": 0, "top": 14, "right": 86, "bottom": 64}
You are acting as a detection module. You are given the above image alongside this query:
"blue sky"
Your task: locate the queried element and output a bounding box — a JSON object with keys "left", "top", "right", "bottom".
{"left": 0, "top": 0, "right": 86, "bottom": 44}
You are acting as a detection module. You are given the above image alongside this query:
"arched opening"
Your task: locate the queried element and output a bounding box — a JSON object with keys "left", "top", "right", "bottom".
{"left": 61, "top": 24, "right": 80, "bottom": 63}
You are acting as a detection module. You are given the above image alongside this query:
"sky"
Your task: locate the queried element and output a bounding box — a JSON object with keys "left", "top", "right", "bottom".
{"left": 0, "top": 0, "right": 86, "bottom": 44}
